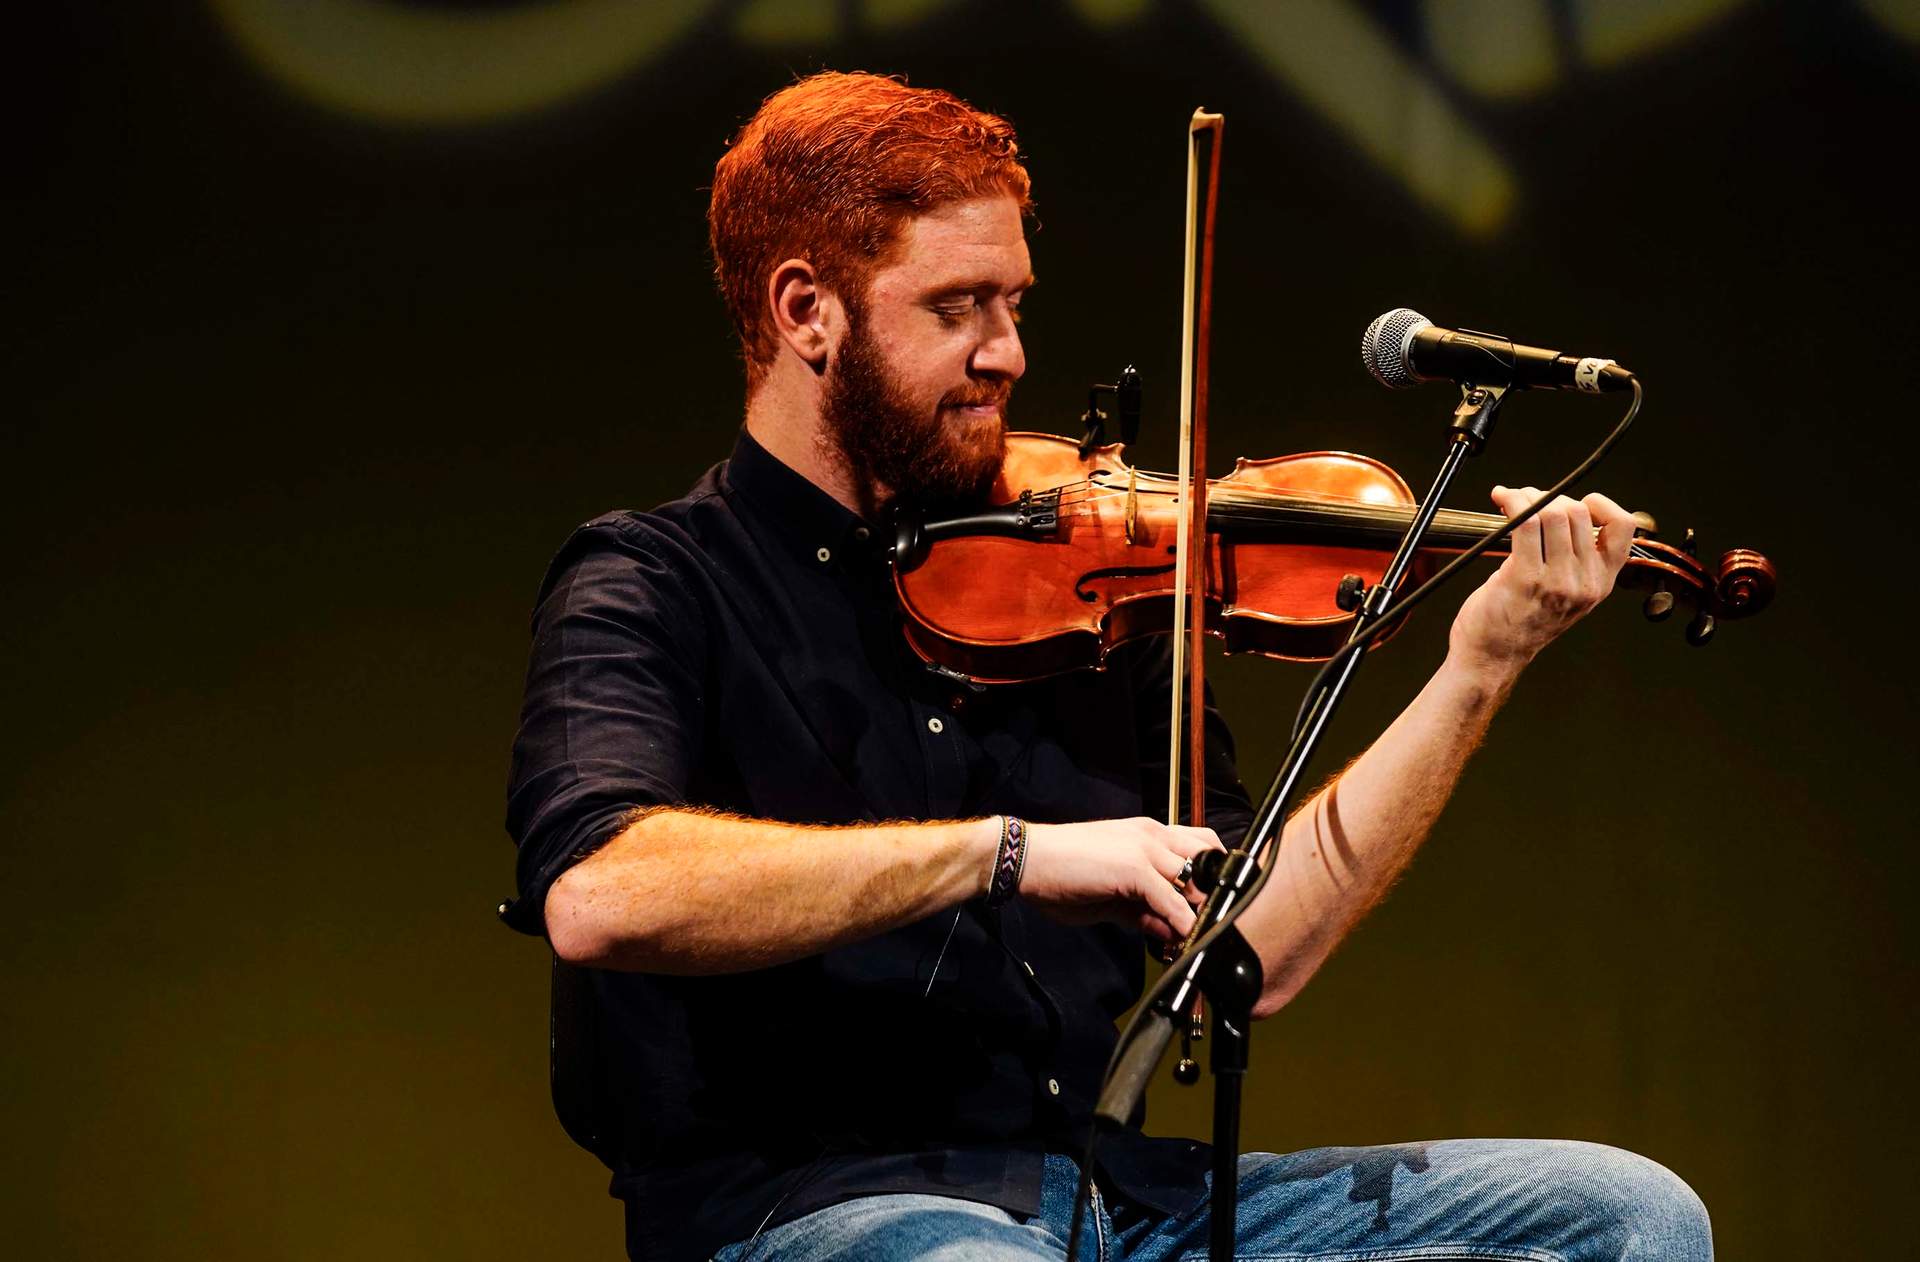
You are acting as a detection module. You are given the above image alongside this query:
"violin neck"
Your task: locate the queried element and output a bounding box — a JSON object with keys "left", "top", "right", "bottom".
{"left": 1206, "top": 494, "right": 1517, "bottom": 552}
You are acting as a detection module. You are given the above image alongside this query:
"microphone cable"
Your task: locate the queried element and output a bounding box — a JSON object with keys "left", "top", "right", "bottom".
{"left": 1291, "top": 376, "right": 1643, "bottom": 743}
{"left": 1070, "top": 377, "right": 1641, "bottom": 1259}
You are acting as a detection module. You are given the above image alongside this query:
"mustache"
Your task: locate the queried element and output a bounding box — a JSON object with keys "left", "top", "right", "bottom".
{"left": 942, "top": 381, "right": 1014, "bottom": 410}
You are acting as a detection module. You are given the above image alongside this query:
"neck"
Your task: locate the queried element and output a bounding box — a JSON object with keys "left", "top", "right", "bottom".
{"left": 743, "top": 365, "right": 872, "bottom": 515}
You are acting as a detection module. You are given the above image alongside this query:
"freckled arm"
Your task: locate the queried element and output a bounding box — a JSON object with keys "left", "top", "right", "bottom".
{"left": 1233, "top": 654, "right": 1519, "bottom": 1018}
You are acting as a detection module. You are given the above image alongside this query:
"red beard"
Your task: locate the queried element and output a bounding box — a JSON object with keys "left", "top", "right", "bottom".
{"left": 822, "top": 319, "right": 1009, "bottom": 516}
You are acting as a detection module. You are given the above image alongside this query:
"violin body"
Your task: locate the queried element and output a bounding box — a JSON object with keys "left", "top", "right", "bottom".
{"left": 892, "top": 431, "right": 1775, "bottom": 684}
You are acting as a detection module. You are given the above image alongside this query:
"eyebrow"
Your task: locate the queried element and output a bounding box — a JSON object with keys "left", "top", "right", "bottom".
{"left": 927, "top": 273, "right": 1037, "bottom": 299}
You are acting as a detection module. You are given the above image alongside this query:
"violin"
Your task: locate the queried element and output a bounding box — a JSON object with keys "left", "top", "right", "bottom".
{"left": 890, "top": 429, "right": 1777, "bottom": 685}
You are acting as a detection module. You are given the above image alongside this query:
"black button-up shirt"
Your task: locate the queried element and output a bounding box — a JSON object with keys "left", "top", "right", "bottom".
{"left": 504, "top": 429, "right": 1255, "bottom": 1262}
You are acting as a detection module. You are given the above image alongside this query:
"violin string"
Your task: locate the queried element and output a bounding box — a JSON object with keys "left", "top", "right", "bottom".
{"left": 1046, "top": 475, "right": 1674, "bottom": 555}
{"left": 1055, "top": 472, "right": 1441, "bottom": 508}
{"left": 1053, "top": 477, "right": 1508, "bottom": 525}
{"left": 1054, "top": 475, "right": 1670, "bottom": 533}
{"left": 1052, "top": 486, "right": 1509, "bottom": 534}
{"left": 1054, "top": 470, "right": 1587, "bottom": 527}
{"left": 1053, "top": 492, "right": 1645, "bottom": 548}
{"left": 991, "top": 511, "right": 1662, "bottom": 563}
{"left": 1055, "top": 466, "right": 1551, "bottom": 516}
{"left": 984, "top": 479, "right": 1671, "bottom": 570}
{"left": 1042, "top": 503, "right": 1663, "bottom": 558}
{"left": 1052, "top": 502, "right": 1495, "bottom": 534}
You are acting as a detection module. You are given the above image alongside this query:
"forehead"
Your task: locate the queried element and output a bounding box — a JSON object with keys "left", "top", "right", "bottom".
{"left": 871, "top": 196, "right": 1031, "bottom": 296}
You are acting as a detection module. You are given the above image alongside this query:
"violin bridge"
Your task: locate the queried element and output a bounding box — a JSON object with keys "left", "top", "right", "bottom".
{"left": 1125, "top": 467, "right": 1141, "bottom": 545}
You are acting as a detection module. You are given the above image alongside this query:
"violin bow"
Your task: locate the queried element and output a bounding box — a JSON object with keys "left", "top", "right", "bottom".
{"left": 1167, "top": 109, "right": 1223, "bottom": 1059}
{"left": 1170, "top": 109, "right": 1223, "bottom": 837}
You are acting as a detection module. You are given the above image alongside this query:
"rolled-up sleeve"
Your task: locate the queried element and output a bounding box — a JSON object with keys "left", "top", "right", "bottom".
{"left": 501, "top": 516, "right": 708, "bottom": 938}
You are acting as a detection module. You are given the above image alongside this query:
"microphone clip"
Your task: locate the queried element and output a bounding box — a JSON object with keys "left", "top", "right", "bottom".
{"left": 1079, "top": 364, "right": 1142, "bottom": 456}
{"left": 1449, "top": 382, "right": 1508, "bottom": 454}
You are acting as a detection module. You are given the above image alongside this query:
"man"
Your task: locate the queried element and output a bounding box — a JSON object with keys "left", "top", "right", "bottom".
{"left": 504, "top": 72, "right": 1712, "bottom": 1261}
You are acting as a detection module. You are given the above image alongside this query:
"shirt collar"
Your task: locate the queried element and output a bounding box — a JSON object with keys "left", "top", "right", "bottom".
{"left": 723, "top": 427, "right": 883, "bottom": 571}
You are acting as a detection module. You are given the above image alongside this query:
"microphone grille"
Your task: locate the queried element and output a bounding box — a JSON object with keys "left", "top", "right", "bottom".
{"left": 1361, "top": 308, "right": 1432, "bottom": 389}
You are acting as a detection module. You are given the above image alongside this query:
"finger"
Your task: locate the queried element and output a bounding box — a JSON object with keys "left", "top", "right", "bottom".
{"left": 1156, "top": 851, "right": 1203, "bottom": 906}
{"left": 1163, "top": 828, "right": 1222, "bottom": 906}
{"left": 1560, "top": 495, "right": 1593, "bottom": 577}
{"left": 1584, "top": 492, "right": 1636, "bottom": 576}
{"left": 1145, "top": 836, "right": 1190, "bottom": 886}
{"left": 1140, "top": 912, "right": 1180, "bottom": 945}
{"left": 1171, "top": 828, "right": 1226, "bottom": 907}
{"left": 1538, "top": 495, "right": 1577, "bottom": 571}
{"left": 1582, "top": 489, "right": 1634, "bottom": 531}
{"left": 1168, "top": 825, "right": 1225, "bottom": 856}
{"left": 1139, "top": 871, "right": 1198, "bottom": 939}
{"left": 1493, "top": 485, "right": 1544, "bottom": 578}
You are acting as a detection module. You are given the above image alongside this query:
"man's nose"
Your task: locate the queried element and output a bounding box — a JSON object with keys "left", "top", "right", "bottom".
{"left": 972, "top": 307, "right": 1025, "bottom": 381}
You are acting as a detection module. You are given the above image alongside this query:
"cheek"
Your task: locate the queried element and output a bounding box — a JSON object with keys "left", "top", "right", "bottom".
{"left": 887, "top": 332, "right": 972, "bottom": 403}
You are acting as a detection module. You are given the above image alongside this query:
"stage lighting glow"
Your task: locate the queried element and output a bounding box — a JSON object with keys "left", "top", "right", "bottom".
{"left": 1202, "top": 0, "right": 1517, "bottom": 237}
{"left": 1861, "top": 0, "right": 1920, "bottom": 43}
{"left": 1573, "top": 0, "right": 1747, "bottom": 68}
{"left": 206, "top": 0, "right": 706, "bottom": 125}
{"left": 1424, "top": 0, "right": 1559, "bottom": 99}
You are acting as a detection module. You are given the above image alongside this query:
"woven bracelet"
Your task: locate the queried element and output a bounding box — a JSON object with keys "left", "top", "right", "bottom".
{"left": 984, "top": 815, "right": 1028, "bottom": 909}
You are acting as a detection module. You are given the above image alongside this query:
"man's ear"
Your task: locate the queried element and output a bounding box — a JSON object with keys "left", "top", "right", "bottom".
{"left": 767, "top": 258, "right": 838, "bottom": 374}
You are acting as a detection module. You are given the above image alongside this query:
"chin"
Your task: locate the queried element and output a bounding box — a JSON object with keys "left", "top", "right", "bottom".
{"left": 903, "top": 430, "right": 1004, "bottom": 508}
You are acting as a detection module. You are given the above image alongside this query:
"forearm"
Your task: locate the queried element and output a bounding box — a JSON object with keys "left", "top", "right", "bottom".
{"left": 1238, "top": 650, "right": 1521, "bottom": 1017}
{"left": 545, "top": 809, "right": 1001, "bottom": 974}
{"left": 1233, "top": 482, "right": 1640, "bottom": 1016}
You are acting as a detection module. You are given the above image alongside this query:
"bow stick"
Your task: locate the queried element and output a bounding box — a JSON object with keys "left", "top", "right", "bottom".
{"left": 1167, "top": 108, "right": 1223, "bottom": 1062}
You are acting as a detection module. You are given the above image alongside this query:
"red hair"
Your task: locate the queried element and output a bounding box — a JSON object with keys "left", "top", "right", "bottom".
{"left": 709, "top": 72, "right": 1034, "bottom": 392}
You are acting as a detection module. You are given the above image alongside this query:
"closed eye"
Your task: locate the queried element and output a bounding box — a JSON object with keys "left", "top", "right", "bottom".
{"left": 930, "top": 288, "right": 1027, "bottom": 325}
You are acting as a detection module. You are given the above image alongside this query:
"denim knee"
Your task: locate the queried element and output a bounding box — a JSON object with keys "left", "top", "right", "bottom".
{"left": 1560, "top": 1142, "right": 1713, "bottom": 1261}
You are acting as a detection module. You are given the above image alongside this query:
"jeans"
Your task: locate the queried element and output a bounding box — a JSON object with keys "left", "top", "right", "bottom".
{"left": 712, "top": 1140, "right": 1711, "bottom": 1261}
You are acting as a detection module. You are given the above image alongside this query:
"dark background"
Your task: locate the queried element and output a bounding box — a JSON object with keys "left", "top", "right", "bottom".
{"left": 11, "top": 1, "right": 1917, "bottom": 1257}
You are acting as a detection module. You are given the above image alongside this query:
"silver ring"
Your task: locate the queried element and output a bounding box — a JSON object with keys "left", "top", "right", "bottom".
{"left": 1175, "top": 858, "right": 1195, "bottom": 888}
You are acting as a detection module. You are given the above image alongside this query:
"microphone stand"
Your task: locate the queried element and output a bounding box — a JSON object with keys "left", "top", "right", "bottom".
{"left": 1094, "top": 383, "right": 1507, "bottom": 1262}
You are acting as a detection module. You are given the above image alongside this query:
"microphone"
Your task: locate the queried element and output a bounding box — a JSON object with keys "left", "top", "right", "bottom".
{"left": 1362, "top": 308, "right": 1634, "bottom": 394}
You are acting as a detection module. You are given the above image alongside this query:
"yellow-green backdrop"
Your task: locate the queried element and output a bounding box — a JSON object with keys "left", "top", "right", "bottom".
{"left": 10, "top": 2, "right": 1916, "bottom": 1258}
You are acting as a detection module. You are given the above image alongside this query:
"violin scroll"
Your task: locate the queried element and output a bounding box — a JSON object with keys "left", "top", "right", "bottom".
{"left": 1621, "top": 525, "right": 1776, "bottom": 647}
{"left": 1715, "top": 548, "right": 1777, "bottom": 617}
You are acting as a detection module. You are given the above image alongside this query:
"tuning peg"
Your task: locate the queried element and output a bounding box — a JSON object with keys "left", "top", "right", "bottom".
{"left": 1643, "top": 584, "right": 1674, "bottom": 622}
{"left": 1681, "top": 527, "right": 1698, "bottom": 558}
{"left": 1685, "top": 611, "right": 1716, "bottom": 646}
{"left": 1631, "top": 510, "right": 1659, "bottom": 536}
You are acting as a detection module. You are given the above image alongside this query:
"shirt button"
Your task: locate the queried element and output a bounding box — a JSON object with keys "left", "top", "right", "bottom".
{"left": 1047, "top": 1077, "right": 1061, "bottom": 1097}
{"left": 853, "top": 526, "right": 870, "bottom": 542}
{"left": 926, "top": 716, "right": 945, "bottom": 734}
{"left": 815, "top": 546, "right": 831, "bottom": 563}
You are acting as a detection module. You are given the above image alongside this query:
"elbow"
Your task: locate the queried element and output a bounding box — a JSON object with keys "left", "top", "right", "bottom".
{"left": 1250, "top": 978, "right": 1303, "bottom": 1021}
{"left": 545, "top": 864, "right": 611, "bottom": 965}
{"left": 1248, "top": 946, "right": 1317, "bottom": 1019}
{"left": 544, "top": 811, "right": 658, "bottom": 965}
{"left": 543, "top": 816, "right": 674, "bottom": 968}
